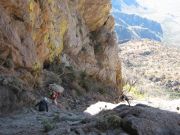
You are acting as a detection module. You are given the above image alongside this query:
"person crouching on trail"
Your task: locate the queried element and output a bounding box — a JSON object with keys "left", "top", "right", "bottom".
{"left": 35, "top": 97, "right": 48, "bottom": 112}
{"left": 49, "top": 83, "right": 64, "bottom": 105}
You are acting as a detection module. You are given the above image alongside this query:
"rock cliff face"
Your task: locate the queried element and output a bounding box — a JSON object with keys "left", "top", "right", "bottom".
{"left": 0, "top": 0, "right": 122, "bottom": 89}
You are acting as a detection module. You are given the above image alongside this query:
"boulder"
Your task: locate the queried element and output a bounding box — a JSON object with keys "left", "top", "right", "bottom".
{"left": 115, "top": 104, "right": 180, "bottom": 135}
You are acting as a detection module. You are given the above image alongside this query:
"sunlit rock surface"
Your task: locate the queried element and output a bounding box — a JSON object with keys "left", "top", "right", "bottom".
{"left": 0, "top": 0, "right": 122, "bottom": 88}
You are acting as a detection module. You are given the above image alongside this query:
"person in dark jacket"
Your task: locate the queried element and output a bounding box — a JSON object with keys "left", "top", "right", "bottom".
{"left": 35, "top": 97, "right": 48, "bottom": 112}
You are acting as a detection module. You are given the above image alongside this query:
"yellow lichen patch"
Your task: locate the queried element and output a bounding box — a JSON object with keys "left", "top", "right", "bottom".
{"left": 56, "top": 42, "right": 64, "bottom": 57}
{"left": 29, "top": 0, "right": 35, "bottom": 12}
{"left": 123, "top": 84, "right": 146, "bottom": 99}
{"left": 47, "top": 40, "right": 63, "bottom": 62}
{"left": 59, "top": 18, "right": 68, "bottom": 38}
{"left": 45, "top": 16, "right": 68, "bottom": 62}
{"left": 29, "top": 0, "right": 40, "bottom": 41}
{"left": 46, "top": 27, "right": 56, "bottom": 62}
{"left": 31, "top": 61, "right": 42, "bottom": 87}
{"left": 77, "top": 0, "right": 85, "bottom": 12}
{"left": 29, "top": 11, "right": 35, "bottom": 27}
{"left": 32, "top": 32, "right": 36, "bottom": 41}
{"left": 47, "top": 42, "right": 55, "bottom": 62}
{"left": 48, "top": 0, "right": 53, "bottom": 4}
{"left": 43, "top": 33, "right": 50, "bottom": 44}
{"left": 29, "top": 0, "right": 67, "bottom": 63}
{"left": 32, "top": 61, "right": 41, "bottom": 71}
{"left": 29, "top": 0, "right": 37, "bottom": 23}
{"left": 32, "top": 61, "right": 42, "bottom": 77}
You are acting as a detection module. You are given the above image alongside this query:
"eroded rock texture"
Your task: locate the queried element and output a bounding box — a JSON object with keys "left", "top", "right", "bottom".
{"left": 0, "top": 0, "right": 122, "bottom": 89}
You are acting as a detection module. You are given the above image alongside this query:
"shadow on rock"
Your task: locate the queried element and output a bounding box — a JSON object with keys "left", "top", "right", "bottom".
{"left": 113, "top": 104, "right": 180, "bottom": 135}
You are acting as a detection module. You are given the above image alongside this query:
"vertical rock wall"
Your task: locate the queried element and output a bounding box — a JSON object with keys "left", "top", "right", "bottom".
{"left": 0, "top": 0, "right": 122, "bottom": 90}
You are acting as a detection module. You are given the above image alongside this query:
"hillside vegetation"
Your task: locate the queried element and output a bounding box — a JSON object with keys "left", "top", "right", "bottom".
{"left": 119, "top": 40, "right": 180, "bottom": 110}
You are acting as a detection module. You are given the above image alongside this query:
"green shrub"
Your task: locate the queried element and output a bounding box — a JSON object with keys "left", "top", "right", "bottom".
{"left": 98, "top": 87, "right": 106, "bottom": 94}
{"left": 94, "top": 44, "right": 102, "bottom": 54}
{"left": 42, "top": 119, "right": 55, "bottom": 132}
{"left": 80, "top": 71, "right": 87, "bottom": 79}
{"left": 96, "top": 115, "right": 122, "bottom": 130}
{"left": 32, "top": 62, "right": 42, "bottom": 88}
{"left": 79, "top": 79, "right": 89, "bottom": 92}
{"left": 52, "top": 114, "right": 60, "bottom": 122}
{"left": 106, "top": 115, "right": 122, "bottom": 128}
{"left": 123, "top": 84, "right": 145, "bottom": 99}
{"left": 3, "top": 58, "right": 14, "bottom": 69}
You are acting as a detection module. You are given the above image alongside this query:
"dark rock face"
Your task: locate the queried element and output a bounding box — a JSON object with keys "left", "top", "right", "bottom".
{"left": 0, "top": 102, "right": 180, "bottom": 134}
{"left": 114, "top": 104, "right": 180, "bottom": 135}
{"left": 0, "top": 75, "right": 36, "bottom": 114}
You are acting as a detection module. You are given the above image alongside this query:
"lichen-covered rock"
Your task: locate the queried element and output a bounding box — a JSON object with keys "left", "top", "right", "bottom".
{"left": 80, "top": 0, "right": 112, "bottom": 31}
{"left": 0, "top": 0, "right": 122, "bottom": 89}
{"left": 0, "top": 0, "right": 68, "bottom": 68}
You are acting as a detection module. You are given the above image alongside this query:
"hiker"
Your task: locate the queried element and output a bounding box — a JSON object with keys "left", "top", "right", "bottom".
{"left": 49, "top": 83, "right": 64, "bottom": 105}
{"left": 121, "top": 94, "right": 131, "bottom": 106}
{"left": 35, "top": 97, "right": 48, "bottom": 112}
{"left": 50, "top": 90, "right": 60, "bottom": 105}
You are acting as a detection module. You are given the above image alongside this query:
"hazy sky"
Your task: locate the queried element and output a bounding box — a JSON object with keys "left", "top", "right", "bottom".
{"left": 121, "top": 0, "right": 180, "bottom": 45}
{"left": 136, "top": 0, "right": 180, "bottom": 21}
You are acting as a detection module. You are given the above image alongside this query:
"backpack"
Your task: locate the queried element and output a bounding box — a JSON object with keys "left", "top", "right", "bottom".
{"left": 35, "top": 100, "right": 48, "bottom": 112}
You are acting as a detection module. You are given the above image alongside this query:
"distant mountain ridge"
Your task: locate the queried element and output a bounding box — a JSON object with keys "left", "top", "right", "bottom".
{"left": 112, "top": 0, "right": 163, "bottom": 43}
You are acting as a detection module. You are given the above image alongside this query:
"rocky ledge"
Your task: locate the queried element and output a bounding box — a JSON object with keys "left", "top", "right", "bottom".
{"left": 0, "top": 104, "right": 179, "bottom": 135}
